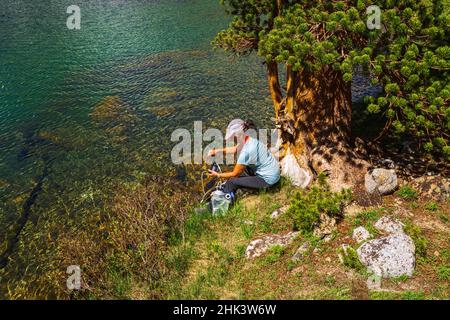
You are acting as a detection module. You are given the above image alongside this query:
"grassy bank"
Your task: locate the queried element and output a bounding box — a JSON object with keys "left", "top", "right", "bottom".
{"left": 154, "top": 180, "right": 449, "bottom": 300}
{"left": 1, "top": 174, "right": 448, "bottom": 300}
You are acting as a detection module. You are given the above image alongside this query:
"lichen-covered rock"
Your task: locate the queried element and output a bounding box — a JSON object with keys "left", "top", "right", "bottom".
{"left": 357, "top": 232, "right": 415, "bottom": 278}
{"left": 270, "top": 206, "right": 289, "bottom": 219}
{"left": 313, "top": 213, "right": 337, "bottom": 239}
{"left": 245, "top": 232, "right": 300, "bottom": 259}
{"left": 409, "top": 175, "right": 449, "bottom": 202}
{"left": 374, "top": 216, "right": 404, "bottom": 234}
{"left": 352, "top": 226, "right": 371, "bottom": 243}
{"left": 292, "top": 242, "right": 311, "bottom": 262}
{"left": 365, "top": 168, "right": 398, "bottom": 195}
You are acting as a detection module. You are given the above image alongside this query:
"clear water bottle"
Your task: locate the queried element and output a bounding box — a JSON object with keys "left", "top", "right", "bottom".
{"left": 210, "top": 190, "right": 232, "bottom": 216}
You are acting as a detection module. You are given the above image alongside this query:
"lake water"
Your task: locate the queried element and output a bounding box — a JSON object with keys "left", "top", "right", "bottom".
{"left": 0, "top": 1, "right": 379, "bottom": 273}
{"left": 0, "top": 0, "right": 275, "bottom": 245}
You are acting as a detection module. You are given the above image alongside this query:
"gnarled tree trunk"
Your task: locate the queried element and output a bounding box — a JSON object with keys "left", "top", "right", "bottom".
{"left": 268, "top": 63, "right": 370, "bottom": 191}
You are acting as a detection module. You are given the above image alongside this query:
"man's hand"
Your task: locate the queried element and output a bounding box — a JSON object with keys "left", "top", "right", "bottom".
{"left": 208, "top": 170, "right": 220, "bottom": 177}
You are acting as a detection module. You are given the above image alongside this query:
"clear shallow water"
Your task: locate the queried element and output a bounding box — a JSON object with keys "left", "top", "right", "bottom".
{"left": 0, "top": 0, "right": 274, "bottom": 232}
{"left": 0, "top": 0, "right": 377, "bottom": 252}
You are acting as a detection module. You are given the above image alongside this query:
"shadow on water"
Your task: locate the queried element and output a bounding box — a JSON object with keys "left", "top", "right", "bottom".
{"left": 0, "top": 161, "right": 52, "bottom": 269}
{"left": 0, "top": 125, "right": 62, "bottom": 269}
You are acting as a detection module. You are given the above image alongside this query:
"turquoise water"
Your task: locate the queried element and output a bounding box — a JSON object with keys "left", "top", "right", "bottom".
{"left": 0, "top": 0, "right": 273, "bottom": 254}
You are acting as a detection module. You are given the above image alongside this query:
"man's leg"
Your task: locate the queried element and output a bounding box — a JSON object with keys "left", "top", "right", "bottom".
{"left": 223, "top": 176, "right": 270, "bottom": 194}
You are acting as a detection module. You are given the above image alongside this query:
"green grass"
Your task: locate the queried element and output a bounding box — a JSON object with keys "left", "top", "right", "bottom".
{"left": 439, "top": 214, "right": 448, "bottom": 223}
{"left": 352, "top": 209, "right": 382, "bottom": 226}
{"left": 338, "top": 246, "right": 366, "bottom": 272}
{"left": 396, "top": 186, "right": 418, "bottom": 201}
{"left": 260, "top": 245, "right": 286, "bottom": 266}
{"left": 390, "top": 274, "right": 410, "bottom": 284}
{"left": 424, "top": 201, "right": 438, "bottom": 211}
{"left": 369, "top": 290, "right": 427, "bottom": 300}
{"left": 403, "top": 220, "right": 428, "bottom": 260}
{"left": 437, "top": 264, "right": 450, "bottom": 281}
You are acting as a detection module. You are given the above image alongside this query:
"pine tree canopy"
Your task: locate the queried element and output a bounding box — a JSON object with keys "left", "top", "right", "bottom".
{"left": 213, "top": 0, "right": 450, "bottom": 156}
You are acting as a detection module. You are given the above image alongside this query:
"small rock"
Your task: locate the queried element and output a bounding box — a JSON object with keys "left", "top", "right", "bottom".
{"left": 245, "top": 232, "right": 300, "bottom": 259}
{"left": 244, "top": 220, "right": 255, "bottom": 225}
{"left": 365, "top": 168, "right": 398, "bottom": 195}
{"left": 352, "top": 226, "right": 371, "bottom": 243}
{"left": 270, "top": 206, "right": 289, "bottom": 219}
{"left": 409, "top": 175, "right": 449, "bottom": 202}
{"left": 313, "top": 213, "right": 337, "bottom": 239}
{"left": 374, "top": 216, "right": 404, "bottom": 234}
{"left": 325, "top": 257, "right": 332, "bottom": 263}
{"left": 292, "top": 241, "right": 311, "bottom": 262}
{"left": 357, "top": 232, "right": 415, "bottom": 278}
{"left": 380, "top": 158, "right": 395, "bottom": 169}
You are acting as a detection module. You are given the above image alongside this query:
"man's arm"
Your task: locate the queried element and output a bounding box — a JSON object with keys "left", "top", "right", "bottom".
{"left": 209, "top": 164, "right": 245, "bottom": 179}
{"left": 209, "top": 145, "right": 238, "bottom": 156}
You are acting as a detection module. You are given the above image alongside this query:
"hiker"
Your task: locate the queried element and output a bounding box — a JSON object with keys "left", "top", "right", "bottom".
{"left": 208, "top": 119, "right": 280, "bottom": 197}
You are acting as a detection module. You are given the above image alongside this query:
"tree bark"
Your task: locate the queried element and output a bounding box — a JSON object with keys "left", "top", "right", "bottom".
{"left": 268, "top": 64, "right": 370, "bottom": 191}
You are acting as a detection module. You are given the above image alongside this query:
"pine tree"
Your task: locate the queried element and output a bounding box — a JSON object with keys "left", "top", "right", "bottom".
{"left": 214, "top": 0, "right": 449, "bottom": 189}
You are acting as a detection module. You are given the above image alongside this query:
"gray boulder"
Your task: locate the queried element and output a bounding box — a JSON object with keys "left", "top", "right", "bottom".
{"left": 365, "top": 168, "right": 398, "bottom": 195}
{"left": 357, "top": 232, "right": 415, "bottom": 278}
{"left": 245, "top": 232, "right": 300, "bottom": 259}
{"left": 374, "top": 216, "right": 404, "bottom": 234}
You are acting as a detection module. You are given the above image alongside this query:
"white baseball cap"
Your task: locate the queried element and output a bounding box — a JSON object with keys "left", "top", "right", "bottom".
{"left": 225, "top": 119, "right": 245, "bottom": 140}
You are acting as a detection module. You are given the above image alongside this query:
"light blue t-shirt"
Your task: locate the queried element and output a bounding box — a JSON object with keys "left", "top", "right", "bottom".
{"left": 237, "top": 137, "right": 280, "bottom": 185}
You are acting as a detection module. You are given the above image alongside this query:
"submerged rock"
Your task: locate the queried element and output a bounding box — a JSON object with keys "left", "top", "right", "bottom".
{"left": 90, "top": 96, "right": 139, "bottom": 125}
{"left": 352, "top": 226, "right": 371, "bottom": 243}
{"left": 245, "top": 231, "right": 300, "bottom": 259}
{"left": 365, "top": 168, "right": 398, "bottom": 195}
{"left": 0, "top": 179, "right": 9, "bottom": 189}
